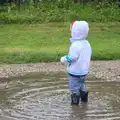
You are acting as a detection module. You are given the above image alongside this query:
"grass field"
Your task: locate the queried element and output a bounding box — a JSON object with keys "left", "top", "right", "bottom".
{"left": 0, "top": 22, "right": 120, "bottom": 63}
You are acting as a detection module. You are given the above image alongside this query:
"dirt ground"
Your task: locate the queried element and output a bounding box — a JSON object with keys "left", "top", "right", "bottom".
{"left": 0, "top": 60, "right": 120, "bottom": 81}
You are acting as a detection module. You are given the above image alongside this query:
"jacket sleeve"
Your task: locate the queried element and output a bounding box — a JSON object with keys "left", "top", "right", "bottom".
{"left": 66, "top": 43, "right": 81, "bottom": 62}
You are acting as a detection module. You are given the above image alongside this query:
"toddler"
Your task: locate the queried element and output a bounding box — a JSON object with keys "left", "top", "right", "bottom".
{"left": 60, "top": 21, "right": 92, "bottom": 105}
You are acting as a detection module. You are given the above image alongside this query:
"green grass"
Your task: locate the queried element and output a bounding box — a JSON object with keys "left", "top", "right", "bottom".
{"left": 0, "top": 22, "right": 120, "bottom": 63}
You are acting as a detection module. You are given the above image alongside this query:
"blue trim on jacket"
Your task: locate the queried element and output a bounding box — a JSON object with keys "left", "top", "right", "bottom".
{"left": 66, "top": 55, "right": 72, "bottom": 62}
{"left": 69, "top": 71, "right": 88, "bottom": 76}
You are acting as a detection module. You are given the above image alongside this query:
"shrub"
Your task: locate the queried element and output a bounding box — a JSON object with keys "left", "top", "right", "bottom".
{"left": 0, "top": 1, "right": 119, "bottom": 24}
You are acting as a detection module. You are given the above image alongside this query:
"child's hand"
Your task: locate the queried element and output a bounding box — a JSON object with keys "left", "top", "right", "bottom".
{"left": 60, "top": 56, "right": 67, "bottom": 63}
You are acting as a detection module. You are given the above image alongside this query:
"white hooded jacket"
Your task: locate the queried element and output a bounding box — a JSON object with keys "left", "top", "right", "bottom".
{"left": 61, "top": 21, "right": 92, "bottom": 76}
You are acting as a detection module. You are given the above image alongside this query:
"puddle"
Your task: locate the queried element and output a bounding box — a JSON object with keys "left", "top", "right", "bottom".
{"left": 0, "top": 72, "right": 120, "bottom": 120}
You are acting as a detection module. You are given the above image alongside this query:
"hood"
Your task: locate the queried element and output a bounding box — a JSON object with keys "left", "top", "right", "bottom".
{"left": 71, "top": 21, "right": 89, "bottom": 41}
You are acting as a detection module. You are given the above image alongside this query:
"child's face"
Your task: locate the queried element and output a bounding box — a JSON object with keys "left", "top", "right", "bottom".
{"left": 70, "top": 21, "right": 75, "bottom": 32}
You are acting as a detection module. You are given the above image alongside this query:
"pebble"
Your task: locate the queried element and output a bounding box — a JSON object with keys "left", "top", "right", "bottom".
{"left": 0, "top": 61, "right": 120, "bottom": 81}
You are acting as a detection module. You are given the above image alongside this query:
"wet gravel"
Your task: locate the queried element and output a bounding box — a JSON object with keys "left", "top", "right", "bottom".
{"left": 0, "top": 60, "right": 120, "bottom": 81}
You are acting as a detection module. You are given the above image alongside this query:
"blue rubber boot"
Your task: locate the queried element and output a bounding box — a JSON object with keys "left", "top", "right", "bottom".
{"left": 80, "top": 91, "right": 88, "bottom": 103}
{"left": 71, "top": 93, "right": 80, "bottom": 105}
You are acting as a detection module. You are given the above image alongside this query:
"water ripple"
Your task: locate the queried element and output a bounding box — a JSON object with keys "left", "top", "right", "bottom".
{"left": 0, "top": 72, "right": 120, "bottom": 120}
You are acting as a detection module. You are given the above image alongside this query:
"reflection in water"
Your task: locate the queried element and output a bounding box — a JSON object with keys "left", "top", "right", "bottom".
{"left": 0, "top": 72, "right": 120, "bottom": 120}
{"left": 70, "top": 104, "right": 88, "bottom": 120}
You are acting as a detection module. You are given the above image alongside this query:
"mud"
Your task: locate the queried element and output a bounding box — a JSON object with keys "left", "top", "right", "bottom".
{"left": 0, "top": 61, "right": 120, "bottom": 81}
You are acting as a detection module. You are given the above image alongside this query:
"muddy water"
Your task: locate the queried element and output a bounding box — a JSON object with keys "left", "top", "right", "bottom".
{"left": 0, "top": 72, "right": 120, "bottom": 120}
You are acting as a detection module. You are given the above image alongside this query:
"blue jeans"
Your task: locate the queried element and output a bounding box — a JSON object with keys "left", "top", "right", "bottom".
{"left": 68, "top": 74, "right": 87, "bottom": 95}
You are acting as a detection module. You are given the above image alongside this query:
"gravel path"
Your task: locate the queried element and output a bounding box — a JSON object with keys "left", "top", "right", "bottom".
{"left": 0, "top": 60, "right": 120, "bottom": 81}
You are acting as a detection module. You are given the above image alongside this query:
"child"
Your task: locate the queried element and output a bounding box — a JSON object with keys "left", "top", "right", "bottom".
{"left": 60, "top": 21, "right": 92, "bottom": 105}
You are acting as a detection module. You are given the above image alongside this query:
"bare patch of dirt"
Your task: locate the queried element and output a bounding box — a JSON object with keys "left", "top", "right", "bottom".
{"left": 0, "top": 61, "right": 120, "bottom": 81}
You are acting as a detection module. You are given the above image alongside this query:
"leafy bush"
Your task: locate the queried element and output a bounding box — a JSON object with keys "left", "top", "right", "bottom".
{"left": 0, "top": 1, "right": 119, "bottom": 24}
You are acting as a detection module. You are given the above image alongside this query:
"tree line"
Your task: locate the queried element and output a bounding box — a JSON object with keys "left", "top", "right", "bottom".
{"left": 0, "top": 0, "right": 120, "bottom": 5}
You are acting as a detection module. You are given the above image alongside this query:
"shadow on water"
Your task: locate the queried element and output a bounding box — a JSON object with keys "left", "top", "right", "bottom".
{"left": 0, "top": 72, "right": 120, "bottom": 120}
